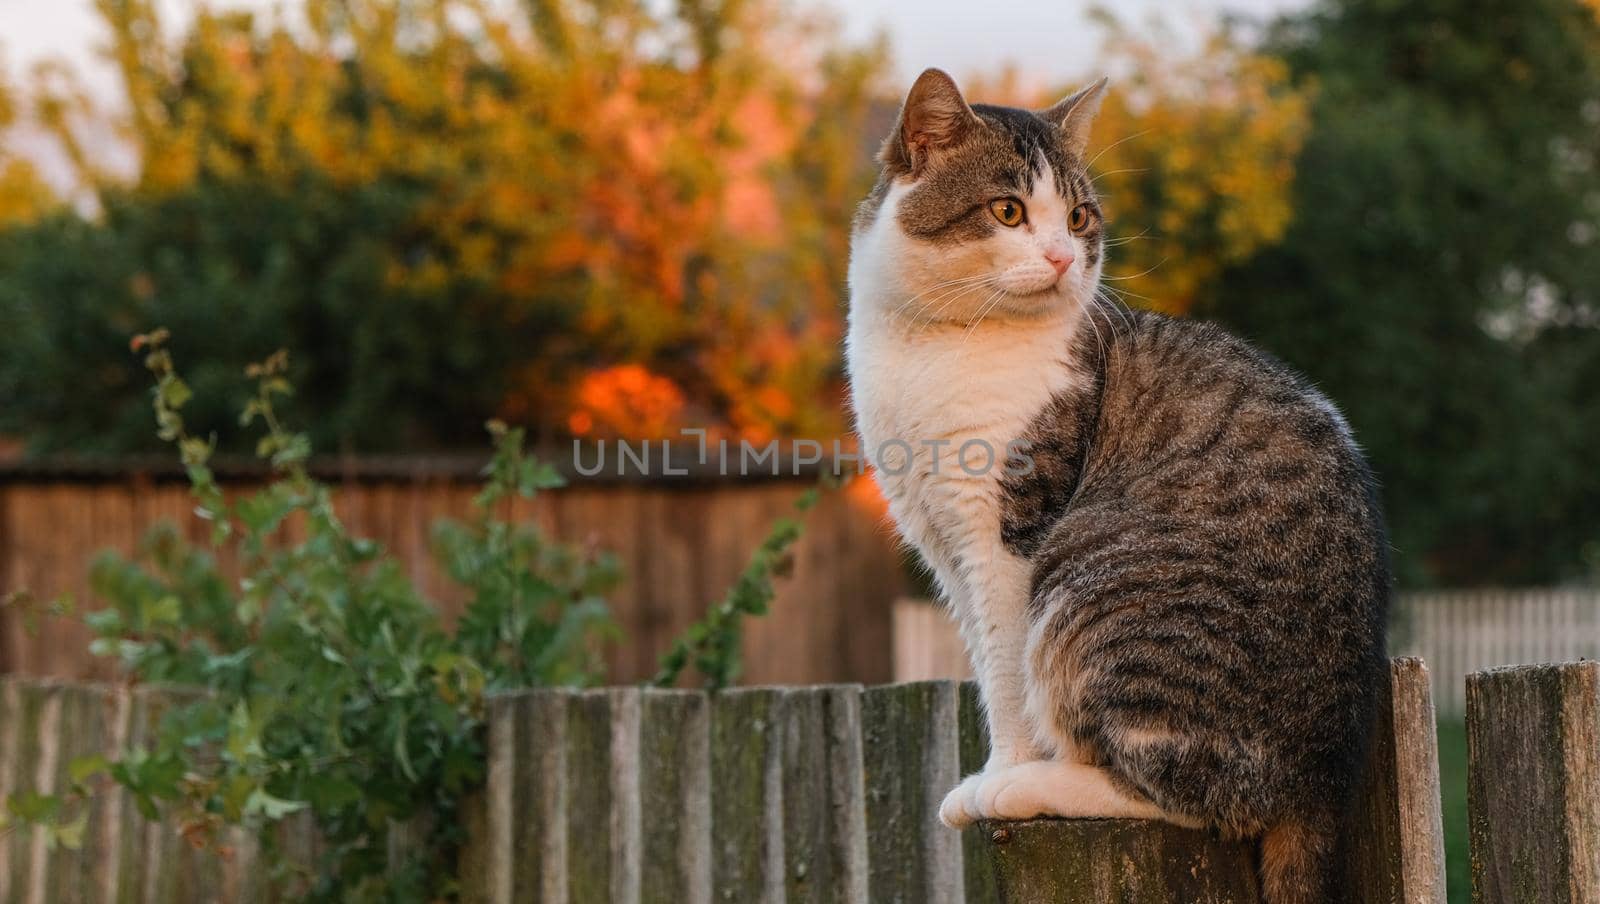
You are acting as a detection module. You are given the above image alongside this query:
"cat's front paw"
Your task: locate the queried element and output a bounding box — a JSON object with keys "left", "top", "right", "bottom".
{"left": 939, "top": 762, "right": 1067, "bottom": 828}
{"left": 938, "top": 772, "right": 986, "bottom": 828}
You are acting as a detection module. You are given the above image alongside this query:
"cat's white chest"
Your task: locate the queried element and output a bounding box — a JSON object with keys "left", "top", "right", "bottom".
{"left": 846, "top": 315, "right": 1081, "bottom": 593}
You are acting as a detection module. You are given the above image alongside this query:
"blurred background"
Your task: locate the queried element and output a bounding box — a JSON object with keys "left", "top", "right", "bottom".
{"left": 0, "top": 0, "right": 1597, "bottom": 899}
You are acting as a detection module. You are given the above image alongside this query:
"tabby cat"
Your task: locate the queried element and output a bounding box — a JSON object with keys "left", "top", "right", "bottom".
{"left": 844, "top": 69, "right": 1389, "bottom": 904}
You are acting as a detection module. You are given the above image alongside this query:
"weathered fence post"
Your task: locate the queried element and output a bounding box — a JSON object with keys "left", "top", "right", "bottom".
{"left": 983, "top": 818, "right": 1262, "bottom": 903}
{"left": 1338, "top": 657, "right": 1448, "bottom": 902}
{"left": 979, "top": 658, "right": 1446, "bottom": 904}
{"left": 1467, "top": 660, "right": 1600, "bottom": 904}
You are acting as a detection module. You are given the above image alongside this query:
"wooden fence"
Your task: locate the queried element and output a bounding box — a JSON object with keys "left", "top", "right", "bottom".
{"left": 893, "top": 591, "right": 1600, "bottom": 715}
{"left": 0, "top": 466, "right": 907, "bottom": 687}
{"left": 1, "top": 660, "right": 1451, "bottom": 903}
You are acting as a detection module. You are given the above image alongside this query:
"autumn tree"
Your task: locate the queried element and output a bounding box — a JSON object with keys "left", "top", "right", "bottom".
{"left": 0, "top": 0, "right": 884, "bottom": 453}
{"left": 0, "top": 62, "right": 57, "bottom": 226}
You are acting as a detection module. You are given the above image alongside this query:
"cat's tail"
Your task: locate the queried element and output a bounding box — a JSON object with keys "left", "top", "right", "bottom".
{"left": 1260, "top": 816, "right": 1339, "bottom": 904}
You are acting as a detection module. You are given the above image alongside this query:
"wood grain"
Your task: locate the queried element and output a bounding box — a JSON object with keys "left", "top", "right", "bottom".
{"left": 982, "top": 818, "right": 1262, "bottom": 904}
{"left": 1467, "top": 661, "right": 1600, "bottom": 904}
{"left": 1337, "top": 657, "right": 1448, "bottom": 903}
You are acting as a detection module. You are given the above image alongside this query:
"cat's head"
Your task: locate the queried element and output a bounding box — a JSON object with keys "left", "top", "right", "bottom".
{"left": 850, "top": 69, "right": 1108, "bottom": 326}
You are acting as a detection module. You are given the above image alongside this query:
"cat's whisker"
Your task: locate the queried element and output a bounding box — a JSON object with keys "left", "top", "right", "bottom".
{"left": 1076, "top": 295, "right": 1109, "bottom": 362}
{"left": 1099, "top": 284, "right": 1154, "bottom": 310}
{"left": 908, "top": 277, "right": 1004, "bottom": 330}
{"left": 1084, "top": 129, "right": 1150, "bottom": 171}
{"left": 1088, "top": 167, "right": 1148, "bottom": 186}
{"left": 890, "top": 273, "right": 1004, "bottom": 319}
{"left": 1101, "top": 259, "right": 1169, "bottom": 282}
{"left": 1088, "top": 293, "right": 1123, "bottom": 340}
{"left": 1093, "top": 287, "right": 1139, "bottom": 334}
{"left": 955, "top": 287, "right": 1009, "bottom": 353}
{"left": 1103, "top": 229, "right": 1155, "bottom": 248}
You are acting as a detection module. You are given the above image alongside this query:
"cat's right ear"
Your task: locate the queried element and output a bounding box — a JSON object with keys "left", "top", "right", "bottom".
{"left": 1041, "top": 77, "right": 1109, "bottom": 159}
{"left": 883, "top": 68, "right": 979, "bottom": 177}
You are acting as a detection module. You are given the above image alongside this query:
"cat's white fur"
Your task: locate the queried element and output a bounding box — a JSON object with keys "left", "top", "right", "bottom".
{"left": 847, "top": 159, "right": 1184, "bottom": 829}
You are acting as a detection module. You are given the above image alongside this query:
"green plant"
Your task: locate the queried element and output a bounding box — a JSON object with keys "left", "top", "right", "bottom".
{"left": 8, "top": 331, "right": 620, "bottom": 901}
{"left": 651, "top": 487, "right": 820, "bottom": 690}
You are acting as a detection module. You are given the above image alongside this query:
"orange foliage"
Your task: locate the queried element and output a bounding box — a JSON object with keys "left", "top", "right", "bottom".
{"left": 569, "top": 365, "right": 687, "bottom": 440}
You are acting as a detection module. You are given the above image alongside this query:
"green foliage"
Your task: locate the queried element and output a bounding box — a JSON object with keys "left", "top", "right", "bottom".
{"left": 7, "top": 331, "right": 620, "bottom": 901}
{"left": 1205, "top": 0, "right": 1600, "bottom": 585}
{"left": 652, "top": 487, "right": 820, "bottom": 689}
{"left": 0, "top": 179, "right": 556, "bottom": 455}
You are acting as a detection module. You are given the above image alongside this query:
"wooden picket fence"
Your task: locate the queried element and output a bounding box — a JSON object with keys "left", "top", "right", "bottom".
{"left": 8, "top": 657, "right": 1600, "bottom": 901}
{"left": 0, "top": 660, "right": 1452, "bottom": 904}
{"left": 893, "top": 591, "right": 1600, "bottom": 716}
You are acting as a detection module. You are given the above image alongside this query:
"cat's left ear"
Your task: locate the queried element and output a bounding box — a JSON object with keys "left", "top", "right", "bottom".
{"left": 1041, "top": 77, "right": 1109, "bottom": 158}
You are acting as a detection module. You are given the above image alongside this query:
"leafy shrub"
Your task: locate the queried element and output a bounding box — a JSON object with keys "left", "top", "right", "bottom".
{"left": 13, "top": 331, "right": 619, "bottom": 901}
{"left": 1, "top": 331, "right": 820, "bottom": 900}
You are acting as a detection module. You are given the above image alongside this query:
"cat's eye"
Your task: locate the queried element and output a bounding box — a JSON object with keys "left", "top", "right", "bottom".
{"left": 1068, "top": 204, "right": 1092, "bottom": 233}
{"left": 989, "top": 198, "right": 1026, "bottom": 227}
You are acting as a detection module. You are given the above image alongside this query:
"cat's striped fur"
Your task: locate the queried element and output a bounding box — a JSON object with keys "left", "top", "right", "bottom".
{"left": 845, "top": 69, "right": 1389, "bottom": 904}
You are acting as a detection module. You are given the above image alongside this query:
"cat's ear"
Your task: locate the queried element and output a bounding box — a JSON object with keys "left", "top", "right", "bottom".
{"left": 885, "top": 68, "right": 979, "bottom": 176}
{"left": 1041, "top": 77, "right": 1109, "bottom": 158}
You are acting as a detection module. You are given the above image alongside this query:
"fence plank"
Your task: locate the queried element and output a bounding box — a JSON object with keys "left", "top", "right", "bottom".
{"left": 566, "top": 688, "right": 642, "bottom": 904}
{"left": 861, "top": 681, "right": 963, "bottom": 904}
{"left": 1338, "top": 657, "right": 1448, "bottom": 903}
{"left": 777, "top": 685, "right": 868, "bottom": 904}
{"left": 484, "top": 690, "right": 569, "bottom": 904}
{"left": 982, "top": 818, "right": 1261, "bottom": 903}
{"left": 709, "top": 687, "right": 785, "bottom": 903}
{"left": 44, "top": 684, "right": 112, "bottom": 904}
{"left": 1467, "top": 661, "right": 1600, "bottom": 904}
{"left": 637, "top": 690, "right": 711, "bottom": 904}
{"left": 14, "top": 680, "right": 59, "bottom": 904}
{"left": 0, "top": 680, "right": 20, "bottom": 904}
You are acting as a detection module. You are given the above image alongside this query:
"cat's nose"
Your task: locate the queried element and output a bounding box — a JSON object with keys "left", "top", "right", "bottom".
{"left": 1044, "top": 248, "right": 1075, "bottom": 276}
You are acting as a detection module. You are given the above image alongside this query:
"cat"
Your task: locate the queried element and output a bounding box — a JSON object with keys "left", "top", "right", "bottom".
{"left": 844, "top": 69, "right": 1390, "bottom": 904}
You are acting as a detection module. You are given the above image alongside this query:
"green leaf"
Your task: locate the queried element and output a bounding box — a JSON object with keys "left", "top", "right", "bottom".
{"left": 393, "top": 710, "right": 418, "bottom": 783}
{"left": 158, "top": 376, "right": 193, "bottom": 410}
{"left": 7, "top": 790, "right": 61, "bottom": 822}
{"left": 244, "top": 788, "right": 307, "bottom": 820}
{"left": 142, "top": 595, "right": 181, "bottom": 627}
{"left": 69, "top": 754, "right": 110, "bottom": 786}
{"left": 51, "top": 812, "right": 88, "bottom": 851}
{"left": 83, "top": 608, "right": 123, "bottom": 634}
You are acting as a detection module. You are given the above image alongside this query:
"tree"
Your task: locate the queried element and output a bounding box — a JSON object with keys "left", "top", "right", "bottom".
{"left": 0, "top": 0, "right": 885, "bottom": 453}
{"left": 1204, "top": 0, "right": 1600, "bottom": 584}
{"left": 0, "top": 63, "right": 58, "bottom": 226}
